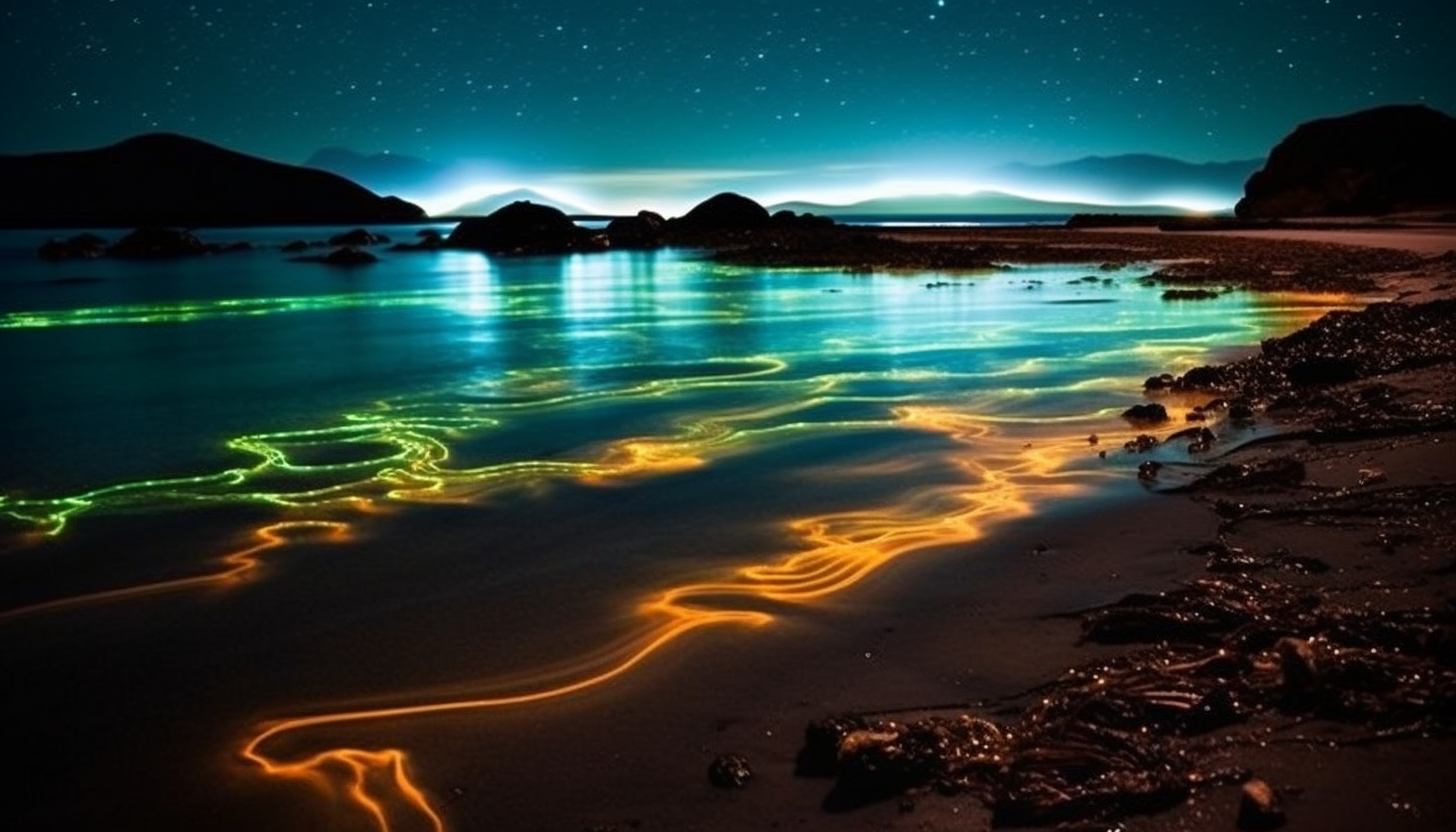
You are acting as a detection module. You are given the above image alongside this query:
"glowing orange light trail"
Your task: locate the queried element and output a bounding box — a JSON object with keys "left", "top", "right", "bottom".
{"left": 238, "top": 404, "right": 1136, "bottom": 832}
{"left": 0, "top": 520, "right": 352, "bottom": 621}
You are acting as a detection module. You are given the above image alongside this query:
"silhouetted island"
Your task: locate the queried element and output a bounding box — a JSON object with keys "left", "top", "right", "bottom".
{"left": 1236, "top": 104, "right": 1456, "bottom": 219}
{"left": 446, "top": 200, "right": 599, "bottom": 254}
{"left": 0, "top": 133, "right": 425, "bottom": 228}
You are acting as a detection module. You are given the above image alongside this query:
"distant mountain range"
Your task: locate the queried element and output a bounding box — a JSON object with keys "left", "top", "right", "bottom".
{"left": 443, "top": 189, "right": 594, "bottom": 217}
{"left": 0, "top": 133, "right": 424, "bottom": 228}
{"left": 990, "top": 154, "right": 1262, "bottom": 206}
{"left": 769, "top": 191, "right": 1199, "bottom": 218}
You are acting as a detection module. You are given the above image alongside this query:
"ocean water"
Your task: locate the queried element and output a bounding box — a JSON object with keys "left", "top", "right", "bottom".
{"left": 0, "top": 227, "right": 1355, "bottom": 830}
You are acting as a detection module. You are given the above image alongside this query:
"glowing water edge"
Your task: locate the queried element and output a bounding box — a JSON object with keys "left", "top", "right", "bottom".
{"left": 0, "top": 233, "right": 1357, "bottom": 832}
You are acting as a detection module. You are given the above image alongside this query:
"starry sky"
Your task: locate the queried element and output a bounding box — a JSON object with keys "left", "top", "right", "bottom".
{"left": 4, "top": 1, "right": 1453, "bottom": 212}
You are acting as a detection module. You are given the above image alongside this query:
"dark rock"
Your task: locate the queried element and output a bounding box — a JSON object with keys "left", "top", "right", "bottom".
{"left": 1162, "top": 288, "right": 1220, "bottom": 301}
{"left": 1236, "top": 104, "right": 1456, "bottom": 218}
{"left": 770, "top": 209, "right": 835, "bottom": 230}
{"left": 1287, "top": 357, "right": 1362, "bottom": 387}
{"left": 1228, "top": 401, "right": 1256, "bottom": 421}
{"left": 390, "top": 228, "right": 445, "bottom": 252}
{"left": 1237, "top": 778, "right": 1285, "bottom": 830}
{"left": 1179, "top": 366, "right": 1226, "bottom": 390}
{"left": 605, "top": 210, "right": 665, "bottom": 249}
{"left": 108, "top": 227, "right": 209, "bottom": 258}
{"left": 1124, "top": 434, "right": 1160, "bottom": 453}
{"left": 1137, "top": 460, "right": 1163, "bottom": 481}
{"left": 1122, "top": 403, "right": 1170, "bottom": 425}
{"left": 281, "top": 239, "right": 312, "bottom": 253}
{"left": 0, "top": 132, "right": 425, "bottom": 228}
{"left": 291, "top": 246, "right": 379, "bottom": 266}
{"left": 671, "top": 192, "right": 771, "bottom": 233}
{"left": 1188, "top": 458, "right": 1306, "bottom": 492}
{"left": 1276, "top": 638, "right": 1318, "bottom": 694}
{"left": 1144, "top": 373, "right": 1176, "bottom": 391}
{"left": 445, "top": 201, "right": 596, "bottom": 254}
{"left": 38, "top": 232, "right": 108, "bottom": 261}
{"left": 319, "top": 246, "right": 378, "bottom": 266}
{"left": 707, "top": 753, "right": 753, "bottom": 788}
{"left": 1167, "top": 426, "right": 1217, "bottom": 453}
{"left": 327, "top": 228, "right": 386, "bottom": 247}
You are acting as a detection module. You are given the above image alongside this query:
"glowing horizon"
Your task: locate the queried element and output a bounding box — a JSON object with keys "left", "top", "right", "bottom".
{"left": 413, "top": 171, "right": 1239, "bottom": 218}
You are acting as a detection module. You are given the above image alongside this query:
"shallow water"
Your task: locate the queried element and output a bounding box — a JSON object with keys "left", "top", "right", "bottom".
{"left": 0, "top": 229, "right": 1356, "bottom": 830}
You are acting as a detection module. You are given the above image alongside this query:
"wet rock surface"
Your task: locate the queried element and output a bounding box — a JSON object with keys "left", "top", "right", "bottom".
{"left": 799, "top": 566, "right": 1456, "bottom": 826}
{"left": 1162, "top": 299, "right": 1456, "bottom": 414}
{"left": 707, "top": 753, "right": 753, "bottom": 788}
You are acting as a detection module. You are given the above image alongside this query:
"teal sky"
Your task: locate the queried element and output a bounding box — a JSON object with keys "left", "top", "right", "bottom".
{"left": 4, "top": 1, "right": 1452, "bottom": 211}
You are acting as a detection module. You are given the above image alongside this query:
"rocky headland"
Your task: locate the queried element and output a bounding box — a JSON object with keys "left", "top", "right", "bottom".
{"left": 1236, "top": 105, "right": 1456, "bottom": 219}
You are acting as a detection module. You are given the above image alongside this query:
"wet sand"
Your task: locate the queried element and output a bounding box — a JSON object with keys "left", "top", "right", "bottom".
{"left": 519, "top": 223, "right": 1456, "bottom": 831}
{"left": 349, "top": 224, "right": 1456, "bottom": 831}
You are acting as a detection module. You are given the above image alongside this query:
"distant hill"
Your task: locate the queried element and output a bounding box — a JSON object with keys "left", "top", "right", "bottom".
{"left": 0, "top": 133, "right": 425, "bottom": 228}
{"left": 445, "top": 189, "right": 594, "bottom": 217}
{"left": 1236, "top": 104, "right": 1456, "bottom": 218}
{"left": 992, "top": 154, "right": 1261, "bottom": 207}
{"left": 302, "top": 147, "right": 451, "bottom": 198}
{"left": 769, "top": 191, "right": 1196, "bottom": 218}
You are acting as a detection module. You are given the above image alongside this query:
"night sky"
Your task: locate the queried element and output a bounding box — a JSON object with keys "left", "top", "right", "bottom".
{"left": 4, "top": 1, "right": 1453, "bottom": 211}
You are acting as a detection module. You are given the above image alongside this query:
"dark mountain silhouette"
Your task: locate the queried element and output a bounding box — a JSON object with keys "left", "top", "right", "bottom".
{"left": 769, "top": 191, "right": 1194, "bottom": 218}
{"left": 1236, "top": 105, "right": 1456, "bottom": 218}
{"left": 302, "top": 147, "right": 451, "bottom": 198}
{"left": 992, "top": 154, "right": 1261, "bottom": 206}
{"left": 446, "top": 188, "right": 593, "bottom": 217}
{"left": 0, "top": 133, "right": 425, "bottom": 228}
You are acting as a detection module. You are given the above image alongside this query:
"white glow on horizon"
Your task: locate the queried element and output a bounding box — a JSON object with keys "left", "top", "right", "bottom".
{"left": 416, "top": 168, "right": 1235, "bottom": 218}
{"left": 417, "top": 181, "right": 599, "bottom": 217}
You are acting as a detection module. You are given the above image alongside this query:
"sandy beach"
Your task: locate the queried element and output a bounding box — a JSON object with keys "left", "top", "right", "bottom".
{"left": 489, "top": 223, "right": 1456, "bottom": 832}
{"left": 5, "top": 222, "right": 1455, "bottom": 832}
{"left": 317, "top": 223, "right": 1456, "bottom": 832}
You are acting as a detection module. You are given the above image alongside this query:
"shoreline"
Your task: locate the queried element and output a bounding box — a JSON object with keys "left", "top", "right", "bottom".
{"left": 5, "top": 223, "right": 1455, "bottom": 830}
{"left": 314, "top": 225, "right": 1456, "bottom": 831}
{"left": 733, "top": 225, "right": 1456, "bottom": 830}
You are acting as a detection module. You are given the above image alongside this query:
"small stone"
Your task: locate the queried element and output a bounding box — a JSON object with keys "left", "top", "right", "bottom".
{"left": 1122, "top": 403, "right": 1170, "bottom": 425}
{"left": 1357, "top": 468, "right": 1387, "bottom": 486}
{"left": 1276, "top": 637, "right": 1318, "bottom": 692}
{"left": 1237, "top": 778, "right": 1285, "bottom": 830}
{"left": 707, "top": 753, "right": 753, "bottom": 788}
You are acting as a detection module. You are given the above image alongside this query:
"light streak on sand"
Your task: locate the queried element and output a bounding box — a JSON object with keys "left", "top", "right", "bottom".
{"left": 0, "top": 520, "right": 352, "bottom": 620}
{"left": 235, "top": 403, "right": 1150, "bottom": 832}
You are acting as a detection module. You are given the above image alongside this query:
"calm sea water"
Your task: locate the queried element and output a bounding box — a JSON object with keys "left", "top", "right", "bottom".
{"left": 0, "top": 225, "right": 1353, "bottom": 830}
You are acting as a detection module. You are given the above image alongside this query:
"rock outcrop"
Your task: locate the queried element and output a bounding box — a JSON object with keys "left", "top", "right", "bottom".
{"left": 1235, "top": 105, "right": 1456, "bottom": 218}
{"left": 445, "top": 201, "right": 598, "bottom": 254}
{"left": 0, "top": 133, "right": 426, "bottom": 228}
{"left": 605, "top": 210, "right": 666, "bottom": 249}
{"left": 669, "top": 192, "right": 772, "bottom": 234}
